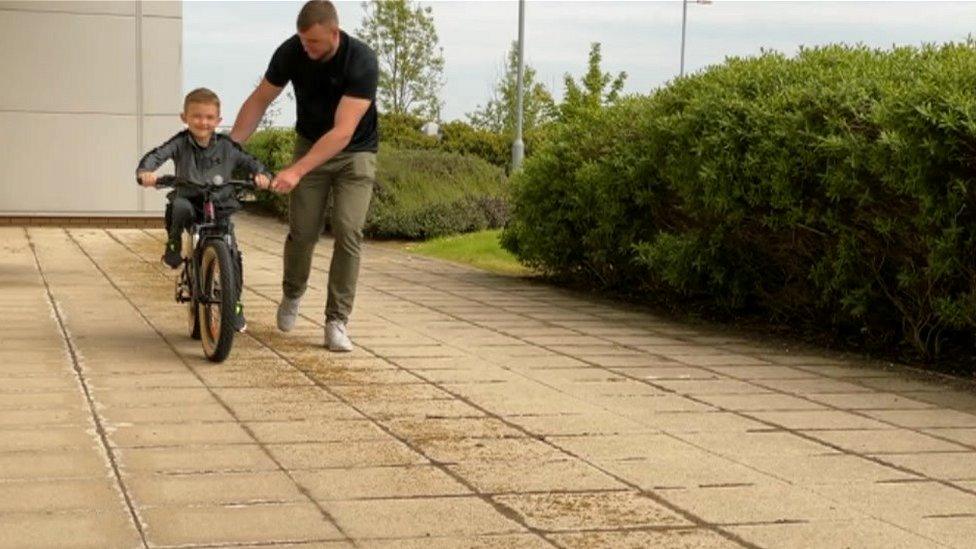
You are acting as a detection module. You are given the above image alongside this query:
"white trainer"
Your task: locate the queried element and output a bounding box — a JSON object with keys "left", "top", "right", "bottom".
{"left": 325, "top": 320, "right": 353, "bottom": 352}
{"left": 276, "top": 296, "right": 302, "bottom": 332}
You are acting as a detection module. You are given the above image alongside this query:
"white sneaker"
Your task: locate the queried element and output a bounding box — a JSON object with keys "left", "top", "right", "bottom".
{"left": 325, "top": 320, "right": 353, "bottom": 352}
{"left": 276, "top": 296, "right": 301, "bottom": 332}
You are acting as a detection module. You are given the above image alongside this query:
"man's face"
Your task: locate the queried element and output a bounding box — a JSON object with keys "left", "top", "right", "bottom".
{"left": 180, "top": 102, "right": 221, "bottom": 143}
{"left": 298, "top": 23, "right": 339, "bottom": 61}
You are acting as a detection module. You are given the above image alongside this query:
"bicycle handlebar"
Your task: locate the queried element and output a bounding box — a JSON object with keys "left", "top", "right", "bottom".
{"left": 153, "top": 175, "right": 258, "bottom": 190}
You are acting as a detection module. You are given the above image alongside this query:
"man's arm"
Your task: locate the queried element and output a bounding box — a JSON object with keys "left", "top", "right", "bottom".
{"left": 271, "top": 96, "right": 372, "bottom": 193}
{"left": 229, "top": 78, "right": 284, "bottom": 144}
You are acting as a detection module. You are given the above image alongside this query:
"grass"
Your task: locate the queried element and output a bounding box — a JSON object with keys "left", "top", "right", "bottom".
{"left": 404, "top": 230, "right": 534, "bottom": 277}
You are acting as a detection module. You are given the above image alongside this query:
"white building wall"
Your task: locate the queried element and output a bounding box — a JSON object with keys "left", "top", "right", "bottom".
{"left": 0, "top": 0, "right": 182, "bottom": 216}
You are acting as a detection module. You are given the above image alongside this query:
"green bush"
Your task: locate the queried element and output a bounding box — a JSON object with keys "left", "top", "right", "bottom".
{"left": 440, "top": 120, "right": 511, "bottom": 168}
{"left": 502, "top": 42, "right": 976, "bottom": 363}
{"left": 244, "top": 128, "right": 509, "bottom": 240}
{"left": 378, "top": 112, "right": 440, "bottom": 151}
{"left": 241, "top": 128, "right": 296, "bottom": 218}
{"left": 369, "top": 147, "right": 509, "bottom": 239}
{"left": 376, "top": 112, "right": 546, "bottom": 169}
{"left": 379, "top": 112, "right": 512, "bottom": 166}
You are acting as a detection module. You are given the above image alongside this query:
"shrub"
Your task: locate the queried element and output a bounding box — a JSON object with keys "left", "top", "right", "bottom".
{"left": 502, "top": 42, "right": 976, "bottom": 364}
{"left": 240, "top": 128, "right": 296, "bottom": 218}
{"left": 244, "top": 128, "right": 509, "bottom": 240}
{"left": 369, "top": 147, "right": 509, "bottom": 239}
{"left": 376, "top": 112, "right": 546, "bottom": 169}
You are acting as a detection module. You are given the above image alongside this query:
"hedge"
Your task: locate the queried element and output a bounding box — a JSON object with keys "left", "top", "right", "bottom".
{"left": 243, "top": 128, "right": 509, "bottom": 240}
{"left": 502, "top": 42, "right": 976, "bottom": 364}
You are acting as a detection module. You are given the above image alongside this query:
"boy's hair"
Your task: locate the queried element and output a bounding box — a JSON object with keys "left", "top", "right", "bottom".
{"left": 183, "top": 87, "right": 221, "bottom": 113}
{"left": 297, "top": 0, "right": 338, "bottom": 31}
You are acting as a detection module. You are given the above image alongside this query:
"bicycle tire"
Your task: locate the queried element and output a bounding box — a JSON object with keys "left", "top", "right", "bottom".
{"left": 198, "top": 240, "right": 237, "bottom": 362}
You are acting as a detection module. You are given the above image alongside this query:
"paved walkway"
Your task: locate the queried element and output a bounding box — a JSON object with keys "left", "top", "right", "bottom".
{"left": 2, "top": 212, "right": 976, "bottom": 548}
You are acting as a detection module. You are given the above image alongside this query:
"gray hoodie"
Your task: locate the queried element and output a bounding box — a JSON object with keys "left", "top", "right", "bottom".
{"left": 136, "top": 130, "right": 271, "bottom": 186}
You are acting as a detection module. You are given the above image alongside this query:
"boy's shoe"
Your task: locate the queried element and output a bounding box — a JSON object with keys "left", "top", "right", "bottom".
{"left": 276, "top": 295, "right": 301, "bottom": 332}
{"left": 162, "top": 241, "right": 182, "bottom": 269}
{"left": 325, "top": 320, "right": 353, "bottom": 352}
{"left": 233, "top": 302, "right": 247, "bottom": 333}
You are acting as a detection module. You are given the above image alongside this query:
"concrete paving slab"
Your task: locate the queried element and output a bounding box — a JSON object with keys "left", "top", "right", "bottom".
{"left": 3, "top": 219, "right": 975, "bottom": 547}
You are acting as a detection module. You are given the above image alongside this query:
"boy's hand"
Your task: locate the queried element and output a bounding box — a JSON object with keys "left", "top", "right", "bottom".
{"left": 138, "top": 171, "right": 157, "bottom": 187}
{"left": 254, "top": 173, "right": 271, "bottom": 190}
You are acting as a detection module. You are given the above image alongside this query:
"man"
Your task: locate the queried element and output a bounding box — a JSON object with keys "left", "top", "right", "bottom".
{"left": 230, "top": 0, "right": 378, "bottom": 352}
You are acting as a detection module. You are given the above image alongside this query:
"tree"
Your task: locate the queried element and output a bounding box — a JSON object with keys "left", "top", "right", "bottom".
{"left": 358, "top": 0, "right": 445, "bottom": 120}
{"left": 560, "top": 42, "right": 627, "bottom": 120}
{"left": 467, "top": 41, "right": 556, "bottom": 136}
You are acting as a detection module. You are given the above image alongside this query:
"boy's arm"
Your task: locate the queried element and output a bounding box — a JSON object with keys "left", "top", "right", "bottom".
{"left": 231, "top": 143, "right": 274, "bottom": 189}
{"left": 136, "top": 135, "right": 182, "bottom": 186}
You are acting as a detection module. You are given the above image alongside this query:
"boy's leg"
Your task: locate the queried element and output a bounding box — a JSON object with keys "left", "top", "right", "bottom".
{"left": 164, "top": 201, "right": 173, "bottom": 236}
{"left": 169, "top": 196, "right": 195, "bottom": 243}
{"left": 164, "top": 196, "right": 195, "bottom": 268}
{"left": 226, "top": 221, "right": 242, "bottom": 298}
{"left": 324, "top": 152, "right": 376, "bottom": 324}
{"left": 282, "top": 136, "right": 332, "bottom": 300}
{"left": 225, "top": 219, "right": 247, "bottom": 332}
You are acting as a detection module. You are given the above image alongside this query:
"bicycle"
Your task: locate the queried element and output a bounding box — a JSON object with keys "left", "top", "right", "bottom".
{"left": 154, "top": 175, "right": 256, "bottom": 362}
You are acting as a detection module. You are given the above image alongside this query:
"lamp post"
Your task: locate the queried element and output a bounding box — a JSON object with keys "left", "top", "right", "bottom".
{"left": 680, "top": 0, "right": 712, "bottom": 78}
{"left": 512, "top": 0, "right": 526, "bottom": 172}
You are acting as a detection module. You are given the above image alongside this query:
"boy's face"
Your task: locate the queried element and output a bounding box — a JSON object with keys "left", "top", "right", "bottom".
{"left": 180, "top": 102, "right": 221, "bottom": 143}
{"left": 298, "top": 23, "right": 340, "bottom": 61}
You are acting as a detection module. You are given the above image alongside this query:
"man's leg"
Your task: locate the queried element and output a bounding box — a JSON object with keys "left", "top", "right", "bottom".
{"left": 325, "top": 152, "right": 376, "bottom": 324}
{"left": 282, "top": 137, "right": 332, "bottom": 300}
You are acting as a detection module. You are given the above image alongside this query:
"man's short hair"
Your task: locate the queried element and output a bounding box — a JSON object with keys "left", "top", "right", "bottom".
{"left": 297, "top": 0, "right": 339, "bottom": 31}
{"left": 183, "top": 87, "right": 221, "bottom": 112}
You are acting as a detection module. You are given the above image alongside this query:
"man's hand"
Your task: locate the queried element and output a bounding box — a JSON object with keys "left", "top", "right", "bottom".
{"left": 271, "top": 167, "right": 301, "bottom": 194}
{"left": 254, "top": 173, "right": 271, "bottom": 190}
{"left": 138, "top": 171, "right": 157, "bottom": 187}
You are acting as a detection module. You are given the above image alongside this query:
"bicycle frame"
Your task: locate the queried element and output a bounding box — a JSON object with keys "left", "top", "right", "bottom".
{"left": 154, "top": 175, "right": 257, "bottom": 362}
{"left": 169, "top": 180, "right": 247, "bottom": 306}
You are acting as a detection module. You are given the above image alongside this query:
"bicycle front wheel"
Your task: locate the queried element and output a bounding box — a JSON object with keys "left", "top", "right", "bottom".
{"left": 198, "top": 240, "right": 237, "bottom": 362}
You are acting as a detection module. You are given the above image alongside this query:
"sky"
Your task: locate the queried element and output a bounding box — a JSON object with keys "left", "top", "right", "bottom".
{"left": 183, "top": 1, "right": 976, "bottom": 127}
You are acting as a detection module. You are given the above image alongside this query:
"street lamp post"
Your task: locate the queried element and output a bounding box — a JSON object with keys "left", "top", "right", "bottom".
{"left": 512, "top": 0, "right": 526, "bottom": 172}
{"left": 680, "top": 0, "right": 711, "bottom": 78}
{"left": 680, "top": 0, "right": 688, "bottom": 77}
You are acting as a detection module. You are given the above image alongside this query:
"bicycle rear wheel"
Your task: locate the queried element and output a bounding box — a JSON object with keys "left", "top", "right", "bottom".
{"left": 198, "top": 240, "right": 237, "bottom": 362}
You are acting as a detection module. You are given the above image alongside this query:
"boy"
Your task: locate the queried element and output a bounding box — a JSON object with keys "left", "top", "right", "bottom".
{"left": 136, "top": 87, "right": 272, "bottom": 331}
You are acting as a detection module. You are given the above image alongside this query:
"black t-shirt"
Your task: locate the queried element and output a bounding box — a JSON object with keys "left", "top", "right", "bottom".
{"left": 265, "top": 31, "right": 379, "bottom": 152}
